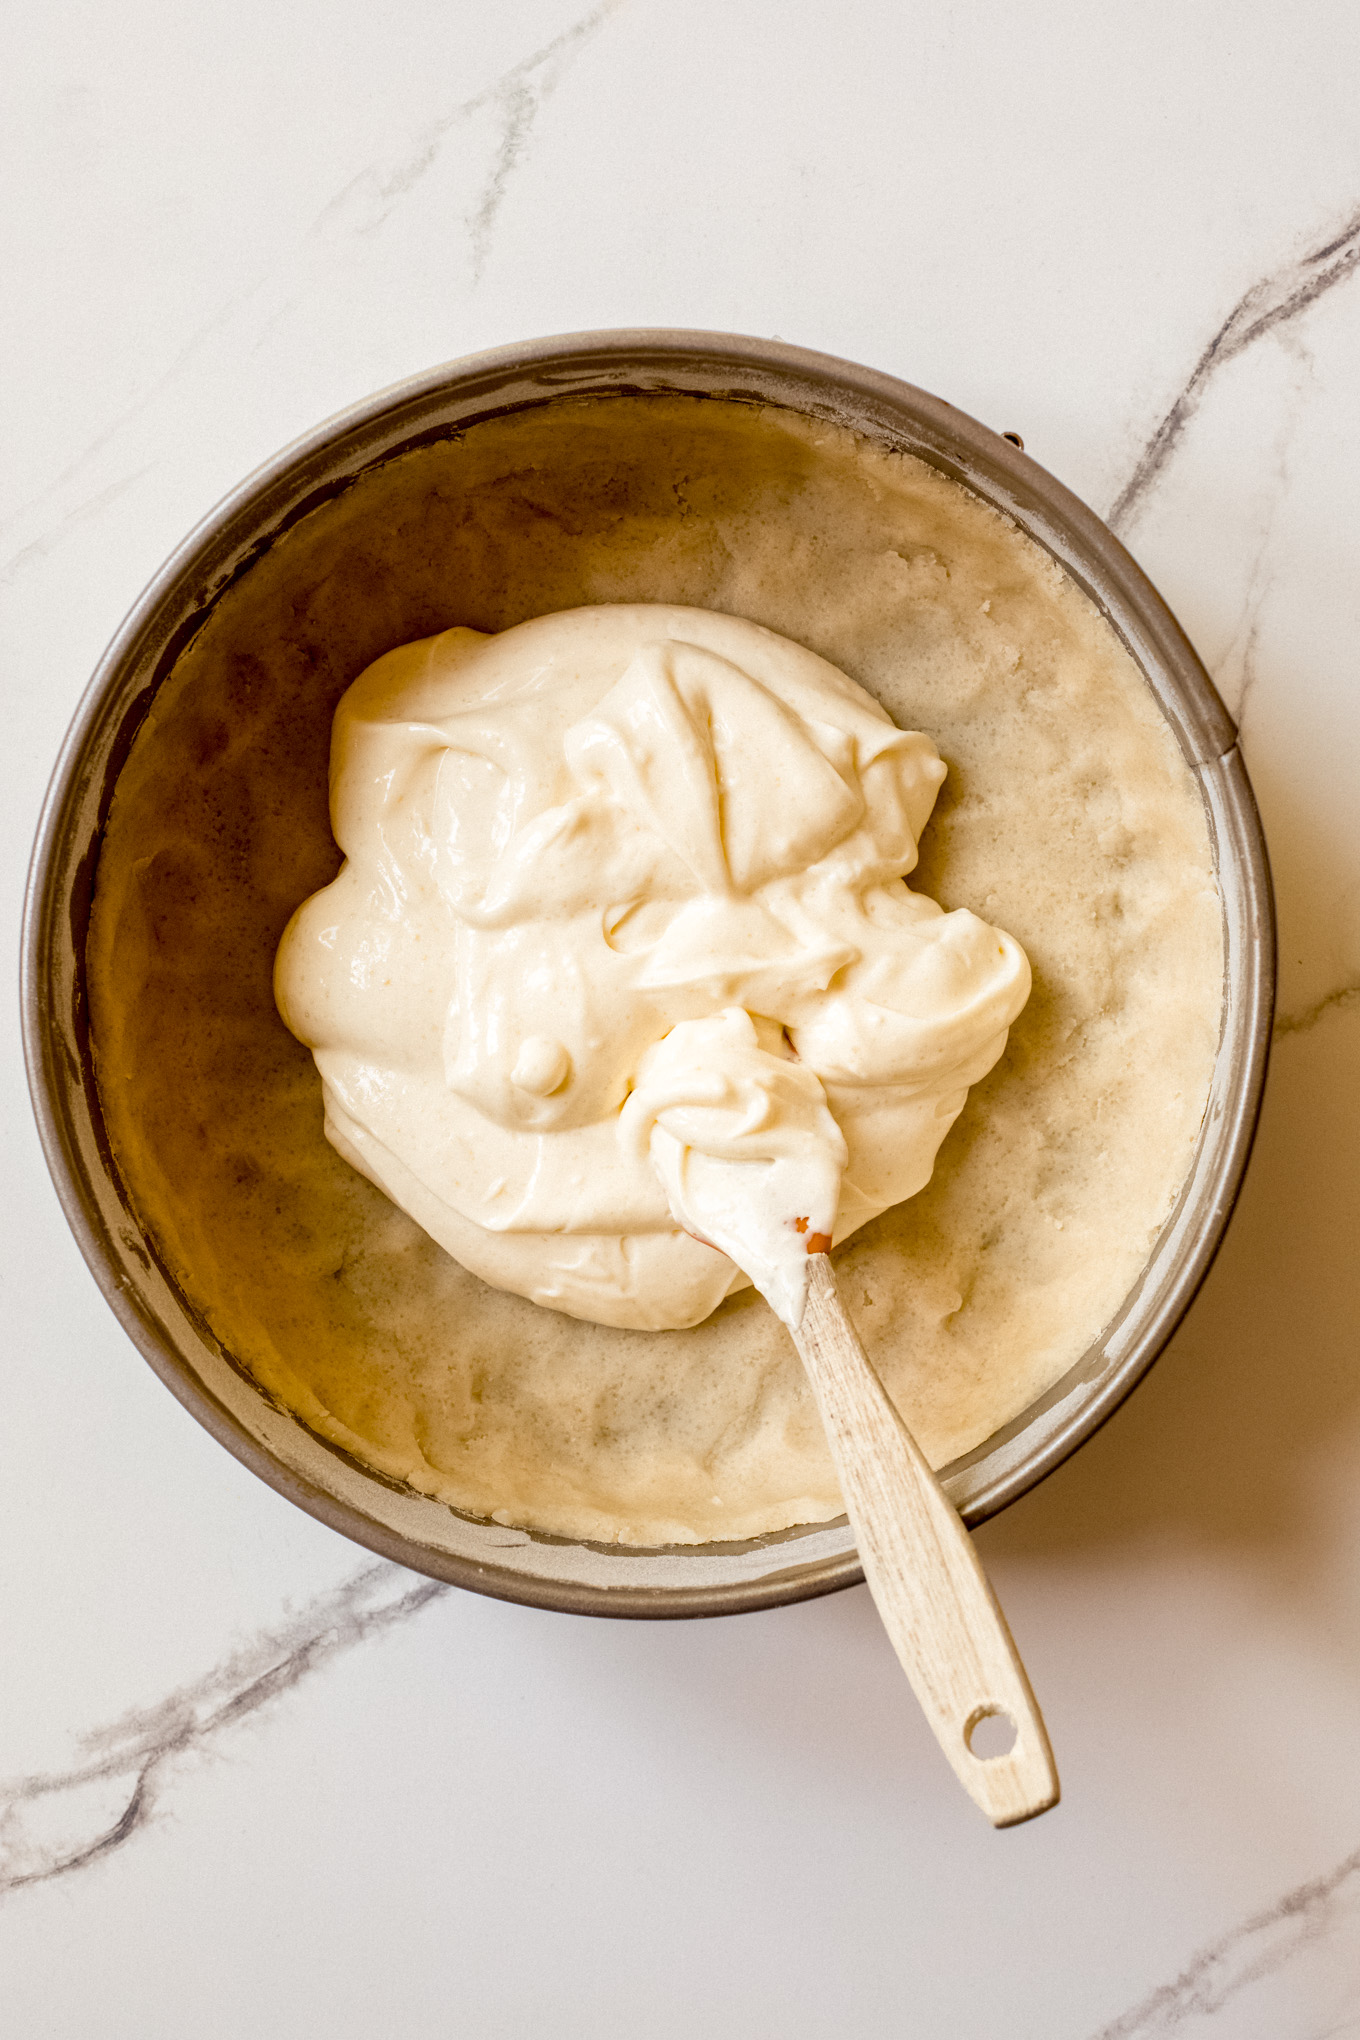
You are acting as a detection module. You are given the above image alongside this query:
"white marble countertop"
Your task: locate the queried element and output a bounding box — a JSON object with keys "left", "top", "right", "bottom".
{"left": 4, "top": 3, "right": 1360, "bottom": 2032}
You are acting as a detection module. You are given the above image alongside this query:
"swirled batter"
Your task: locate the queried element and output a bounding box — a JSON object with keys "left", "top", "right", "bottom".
{"left": 275, "top": 607, "right": 1030, "bottom": 1332}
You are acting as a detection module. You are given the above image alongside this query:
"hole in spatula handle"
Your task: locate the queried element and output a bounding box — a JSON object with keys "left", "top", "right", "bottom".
{"left": 966, "top": 1706, "right": 1018, "bottom": 1760}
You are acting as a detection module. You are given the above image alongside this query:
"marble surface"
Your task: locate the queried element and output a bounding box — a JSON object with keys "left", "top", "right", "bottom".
{"left": 4, "top": 2, "right": 1360, "bottom": 2031}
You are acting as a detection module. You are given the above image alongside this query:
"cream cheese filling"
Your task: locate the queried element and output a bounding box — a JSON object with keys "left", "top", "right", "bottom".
{"left": 275, "top": 604, "right": 1030, "bottom": 1331}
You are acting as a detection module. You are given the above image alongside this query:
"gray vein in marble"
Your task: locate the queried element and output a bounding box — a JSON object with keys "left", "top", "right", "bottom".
{"left": 466, "top": 0, "right": 626, "bottom": 277}
{"left": 0, "top": 1563, "right": 446, "bottom": 1900}
{"left": 0, "top": 246, "right": 278, "bottom": 557}
{"left": 1, "top": 1, "right": 624, "bottom": 578}
{"left": 1090, "top": 1844, "right": 1360, "bottom": 2037}
{"left": 1206, "top": 335, "right": 1313, "bottom": 740}
{"left": 1275, "top": 981, "right": 1360, "bottom": 1039}
{"left": 1108, "top": 205, "right": 1360, "bottom": 534}
{"left": 0, "top": 467, "right": 153, "bottom": 590}
{"left": 314, "top": 0, "right": 625, "bottom": 273}
{"left": 1210, "top": 511, "right": 1272, "bottom": 741}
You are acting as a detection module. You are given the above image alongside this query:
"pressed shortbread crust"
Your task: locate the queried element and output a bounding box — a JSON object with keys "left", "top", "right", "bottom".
{"left": 88, "top": 396, "right": 1224, "bottom": 1544}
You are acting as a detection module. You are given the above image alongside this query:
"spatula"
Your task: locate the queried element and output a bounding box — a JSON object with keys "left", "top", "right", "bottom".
{"left": 638, "top": 1016, "right": 1059, "bottom": 1826}
{"left": 791, "top": 1248, "right": 1058, "bottom": 1826}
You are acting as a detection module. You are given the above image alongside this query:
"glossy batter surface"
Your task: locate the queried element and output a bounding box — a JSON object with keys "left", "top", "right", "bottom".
{"left": 88, "top": 397, "right": 1223, "bottom": 1544}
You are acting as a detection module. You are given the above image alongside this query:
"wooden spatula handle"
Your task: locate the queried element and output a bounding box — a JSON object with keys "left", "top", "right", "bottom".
{"left": 792, "top": 1254, "right": 1059, "bottom": 1827}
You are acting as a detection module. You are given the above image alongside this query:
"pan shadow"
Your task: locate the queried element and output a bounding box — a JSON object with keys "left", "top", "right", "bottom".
{"left": 983, "top": 1005, "right": 1360, "bottom": 1598}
